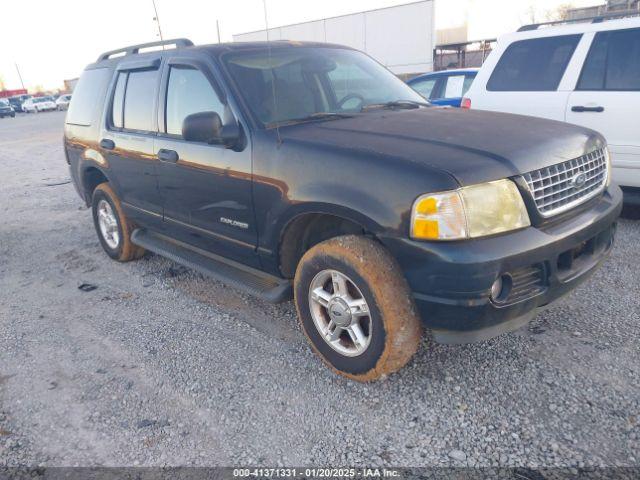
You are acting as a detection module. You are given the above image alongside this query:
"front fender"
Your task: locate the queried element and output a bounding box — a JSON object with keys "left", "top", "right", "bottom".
{"left": 264, "top": 182, "right": 396, "bottom": 252}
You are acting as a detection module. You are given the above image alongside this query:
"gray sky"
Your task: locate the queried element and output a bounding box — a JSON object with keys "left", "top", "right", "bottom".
{"left": 0, "top": 0, "right": 598, "bottom": 90}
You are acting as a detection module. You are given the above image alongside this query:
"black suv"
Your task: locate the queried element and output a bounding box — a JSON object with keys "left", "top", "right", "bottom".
{"left": 0, "top": 99, "right": 15, "bottom": 118}
{"left": 64, "top": 39, "right": 622, "bottom": 381}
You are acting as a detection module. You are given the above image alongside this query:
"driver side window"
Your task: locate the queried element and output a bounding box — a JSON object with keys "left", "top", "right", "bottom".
{"left": 165, "top": 66, "right": 225, "bottom": 136}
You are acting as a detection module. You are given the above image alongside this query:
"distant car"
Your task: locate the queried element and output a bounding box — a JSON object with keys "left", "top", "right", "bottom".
{"left": 23, "top": 96, "right": 57, "bottom": 113}
{"left": 8, "top": 96, "right": 26, "bottom": 113}
{"left": 56, "top": 94, "right": 72, "bottom": 110}
{"left": 407, "top": 68, "right": 478, "bottom": 107}
{"left": 0, "top": 99, "right": 16, "bottom": 118}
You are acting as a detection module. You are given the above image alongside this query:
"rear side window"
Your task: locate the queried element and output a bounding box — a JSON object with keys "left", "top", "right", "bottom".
{"left": 122, "top": 69, "right": 158, "bottom": 132}
{"left": 487, "top": 35, "right": 581, "bottom": 91}
{"left": 578, "top": 28, "right": 640, "bottom": 91}
{"left": 165, "top": 66, "right": 224, "bottom": 136}
{"left": 443, "top": 74, "right": 475, "bottom": 98}
{"left": 111, "top": 73, "right": 126, "bottom": 128}
{"left": 66, "top": 68, "right": 110, "bottom": 126}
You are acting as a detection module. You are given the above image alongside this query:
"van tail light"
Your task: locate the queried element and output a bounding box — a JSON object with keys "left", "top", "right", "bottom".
{"left": 461, "top": 97, "right": 472, "bottom": 109}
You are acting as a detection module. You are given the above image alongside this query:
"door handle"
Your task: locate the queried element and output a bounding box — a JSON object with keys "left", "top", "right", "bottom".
{"left": 571, "top": 106, "right": 605, "bottom": 113}
{"left": 158, "top": 148, "right": 179, "bottom": 163}
{"left": 99, "top": 139, "right": 115, "bottom": 150}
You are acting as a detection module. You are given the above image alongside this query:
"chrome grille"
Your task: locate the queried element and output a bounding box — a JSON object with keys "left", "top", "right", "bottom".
{"left": 522, "top": 148, "right": 608, "bottom": 217}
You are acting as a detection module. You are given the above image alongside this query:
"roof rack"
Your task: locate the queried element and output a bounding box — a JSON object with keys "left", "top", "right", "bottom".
{"left": 518, "top": 9, "right": 640, "bottom": 31}
{"left": 97, "top": 38, "right": 194, "bottom": 62}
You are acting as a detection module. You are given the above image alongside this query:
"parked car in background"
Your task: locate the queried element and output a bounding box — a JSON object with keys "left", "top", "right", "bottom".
{"left": 8, "top": 95, "right": 27, "bottom": 113}
{"left": 0, "top": 99, "right": 16, "bottom": 118}
{"left": 407, "top": 68, "right": 478, "bottom": 107}
{"left": 56, "top": 94, "right": 72, "bottom": 110}
{"left": 23, "top": 96, "right": 57, "bottom": 113}
{"left": 64, "top": 38, "right": 621, "bottom": 381}
{"left": 464, "top": 16, "right": 640, "bottom": 205}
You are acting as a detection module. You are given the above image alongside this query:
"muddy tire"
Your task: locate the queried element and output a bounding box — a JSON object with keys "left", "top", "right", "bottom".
{"left": 91, "top": 183, "right": 145, "bottom": 262}
{"left": 294, "top": 235, "right": 423, "bottom": 382}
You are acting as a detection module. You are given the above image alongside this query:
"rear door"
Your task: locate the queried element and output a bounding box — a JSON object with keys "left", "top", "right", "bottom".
{"left": 100, "top": 61, "right": 163, "bottom": 226}
{"left": 472, "top": 34, "right": 582, "bottom": 120}
{"left": 565, "top": 27, "right": 640, "bottom": 187}
{"left": 154, "top": 56, "right": 258, "bottom": 266}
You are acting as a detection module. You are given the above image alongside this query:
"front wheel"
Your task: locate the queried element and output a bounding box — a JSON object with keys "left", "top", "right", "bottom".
{"left": 91, "top": 183, "right": 145, "bottom": 262}
{"left": 294, "top": 235, "right": 423, "bottom": 381}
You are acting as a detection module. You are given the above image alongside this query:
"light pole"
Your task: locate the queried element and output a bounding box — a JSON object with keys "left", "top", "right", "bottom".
{"left": 151, "top": 0, "right": 164, "bottom": 44}
{"left": 15, "top": 63, "right": 26, "bottom": 90}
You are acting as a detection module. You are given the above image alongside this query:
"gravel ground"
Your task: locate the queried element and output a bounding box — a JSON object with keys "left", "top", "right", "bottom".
{"left": 0, "top": 111, "right": 638, "bottom": 468}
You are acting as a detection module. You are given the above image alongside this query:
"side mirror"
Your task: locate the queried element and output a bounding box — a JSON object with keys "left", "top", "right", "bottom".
{"left": 182, "top": 111, "right": 240, "bottom": 148}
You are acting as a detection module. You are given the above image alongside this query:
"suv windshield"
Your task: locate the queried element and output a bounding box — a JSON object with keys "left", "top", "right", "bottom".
{"left": 223, "top": 46, "right": 426, "bottom": 127}
{"left": 0, "top": 99, "right": 8, "bottom": 106}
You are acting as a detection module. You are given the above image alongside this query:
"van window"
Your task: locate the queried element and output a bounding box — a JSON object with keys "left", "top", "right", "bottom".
{"left": 578, "top": 28, "right": 640, "bottom": 91}
{"left": 66, "top": 68, "right": 111, "bottom": 126}
{"left": 487, "top": 35, "right": 581, "bottom": 92}
{"left": 165, "top": 66, "right": 224, "bottom": 136}
{"left": 123, "top": 69, "right": 158, "bottom": 132}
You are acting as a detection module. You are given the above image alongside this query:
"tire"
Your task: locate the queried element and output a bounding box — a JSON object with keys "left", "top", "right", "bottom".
{"left": 91, "top": 183, "right": 145, "bottom": 262}
{"left": 294, "top": 235, "right": 422, "bottom": 382}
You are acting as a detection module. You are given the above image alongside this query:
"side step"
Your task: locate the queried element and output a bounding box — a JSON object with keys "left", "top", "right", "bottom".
{"left": 131, "top": 229, "right": 292, "bottom": 303}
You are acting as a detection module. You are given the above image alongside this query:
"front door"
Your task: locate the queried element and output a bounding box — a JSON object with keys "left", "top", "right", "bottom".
{"left": 565, "top": 27, "right": 640, "bottom": 187}
{"left": 154, "top": 58, "right": 259, "bottom": 267}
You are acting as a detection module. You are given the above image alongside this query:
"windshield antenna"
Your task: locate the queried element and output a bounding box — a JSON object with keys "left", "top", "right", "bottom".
{"left": 262, "top": 0, "right": 282, "bottom": 147}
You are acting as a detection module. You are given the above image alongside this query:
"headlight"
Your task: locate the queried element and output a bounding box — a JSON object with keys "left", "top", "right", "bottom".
{"left": 411, "top": 179, "right": 530, "bottom": 241}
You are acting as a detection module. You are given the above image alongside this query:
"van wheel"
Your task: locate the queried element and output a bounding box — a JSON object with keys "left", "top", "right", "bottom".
{"left": 294, "top": 235, "right": 422, "bottom": 382}
{"left": 91, "top": 183, "right": 145, "bottom": 262}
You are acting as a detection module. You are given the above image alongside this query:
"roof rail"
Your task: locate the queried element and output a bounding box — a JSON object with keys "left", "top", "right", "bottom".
{"left": 518, "top": 9, "right": 640, "bottom": 32}
{"left": 97, "top": 38, "right": 194, "bottom": 62}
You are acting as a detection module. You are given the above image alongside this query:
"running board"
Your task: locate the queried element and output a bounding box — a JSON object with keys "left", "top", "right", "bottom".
{"left": 131, "top": 229, "right": 292, "bottom": 303}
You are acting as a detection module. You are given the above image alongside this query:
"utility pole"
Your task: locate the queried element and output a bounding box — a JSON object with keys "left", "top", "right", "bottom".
{"left": 216, "top": 20, "right": 221, "bottom": 43}
{"left": 15, "top": 63, "right": 26, "bottom": 90}
{"left": 151, "top": 0, "right": 165, "bottom": 45}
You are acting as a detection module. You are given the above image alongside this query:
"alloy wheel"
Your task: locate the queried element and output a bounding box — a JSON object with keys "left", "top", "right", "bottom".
{"left": 308, "top": 269, "right": 372, "bottom": 357}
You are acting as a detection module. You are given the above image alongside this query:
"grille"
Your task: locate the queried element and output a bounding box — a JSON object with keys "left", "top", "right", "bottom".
{"left": 522, "top": 148, "right": 608, "bottom": 217}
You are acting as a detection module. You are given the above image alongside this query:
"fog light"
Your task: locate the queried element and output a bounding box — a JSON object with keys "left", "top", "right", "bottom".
{"left": 490, "top": 274, "right": 512, "bottom": 302}
{"left": 491, "top": 277, "right": 503, "bottom": 300}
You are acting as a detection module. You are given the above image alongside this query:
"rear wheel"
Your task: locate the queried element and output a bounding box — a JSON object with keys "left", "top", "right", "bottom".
{"left": 91, "top": 183, "right": 145, "bottom": 262}
{"left": 294, "top": 235, "right": 423, "bottom": 381}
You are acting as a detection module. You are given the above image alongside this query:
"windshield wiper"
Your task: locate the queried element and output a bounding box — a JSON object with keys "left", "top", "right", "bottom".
{"left": 266, "top": 112, "right": 355, "bottom": 128}
{"left": 361, "top": 100, "right": 430, "bottom": 111}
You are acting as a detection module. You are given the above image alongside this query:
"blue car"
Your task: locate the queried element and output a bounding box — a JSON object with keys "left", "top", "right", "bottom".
{"left": 407, "top": 68, "right": 478, "bottom": 107}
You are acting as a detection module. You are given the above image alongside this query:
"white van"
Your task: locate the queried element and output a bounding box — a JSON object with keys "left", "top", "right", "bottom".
{"left": 465, "top": 16, "right": 640, "bottom": 204}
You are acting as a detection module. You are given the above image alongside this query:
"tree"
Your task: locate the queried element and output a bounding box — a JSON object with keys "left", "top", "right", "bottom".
{"left": 545, "top": 2, "right": 576, "bottom": 21}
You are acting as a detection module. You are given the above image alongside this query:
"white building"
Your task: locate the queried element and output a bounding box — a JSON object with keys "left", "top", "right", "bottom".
{"left": 233, "top": 1, "right": 436, "bottom": 75}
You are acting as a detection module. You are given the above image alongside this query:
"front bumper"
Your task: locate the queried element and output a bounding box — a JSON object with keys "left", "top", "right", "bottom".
{"left": 382, "top": 185, "right": 623, "bottom": 343}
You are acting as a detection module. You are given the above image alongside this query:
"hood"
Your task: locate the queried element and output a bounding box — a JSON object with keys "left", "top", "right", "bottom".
{"left": 277, "top": 108, "right": 604, "bottom": 186}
